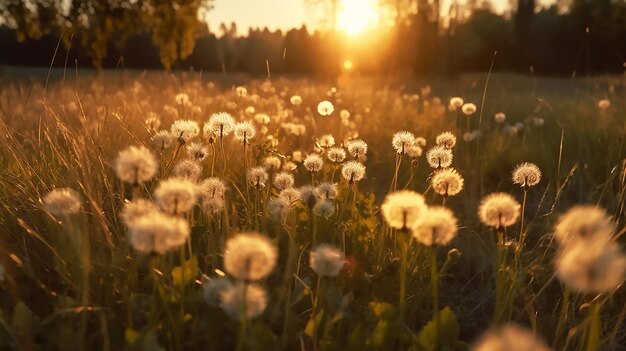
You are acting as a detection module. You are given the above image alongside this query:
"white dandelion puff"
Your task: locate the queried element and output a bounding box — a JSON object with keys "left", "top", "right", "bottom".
{"left": 205, "top": 112, "right": 235, "bottom": 138}
{"left": 279, "top": 188, "right": 301, "bottom": 204}
{"left": 381, "top": 190, "right": 427, "bottom": 230}
{"left": 327, "top": 147, "right": 347, "bottom": 163}
{"left": 462, "top": 103, "right": 477, "bottom": 115}
{"left": 426, "top": 146, "right": 453, "bottom": 169}
{"left": 273, "top": 172, "right": 295, "bottom": 190}
{"left": 554, "top": 206, "right": 614, "bottom": 245}
{"left": 494, "top": 112, "right": 506, "bottom": 123}
{"left": 304, "top": 154, "right": 324, "bottom": 173}
{"left": 435, "top": 131, "right": 457, "bottom": 149}
{"left": 115, "top": 146, "right": 158, "bottom": 186}
{"left": 247, "top": 167, "right": 269, "bottom": 190}
{"left": 170, "top": 119, "right": 200, "bottom": 144}
{"left": 392, "top": 131, "right": 416, "bottom": 155}
{"left": 431, "top": 168, "right": 464, "bottom": 197}
{"left": 234, "top": 121, "right": 256, "bottom": 144}
{"left": 151, "top": 130, "right": 175, "bottom": 151}
{"left": 317, "top": 100, "right": 334, "bottom": 116}
{"left": 173, "top": 159, "right": 202, "bottom": 181}
{"left": 220, "top": 282, "right": 267, "bottom": 320}
{"left": 472, "top": 324, "right": 551, "bottom": 351}
{"left": 317, "top": 182, "right": 338, "bottom": 200}
{"left": 346, "top": 139, "right": 368, "bottom": 158}
{"left": 262, "top": 156, "right": 282, "bottom": 172}
{"left": 341, "top": 161, "right": 366, "bottom": 183}
{"left": 411, "top": 207, "right": 458, "bottom": 246}
{"left": 310, "top": 244, "right": 345, "bottom": 277}
{"left": 128, "top": 212, "right": 190, "bottom": 254}
{"left": 153, "top": 177, "right": 197, "bottom": 215}
{"left": 199, "top": 177, "right": 227, "bottom": 200}
{"left": 478, "top": 193, "right": 521, "bottom": 229}
{"left": 186, "top": 142, "right": 209, "bottom": 161}
{"left": 43, "top": 188, "right": 82, "bottom": 216}
{"left": 223, "top": 232, "right": 277, "bottom": 280}
{"left": 313, "top": 199, "right": 335, "bottom": 218}
{"left": 120, "top": 199, "right": 160, "bottom": 227}
{"left": 512, "top": 162, "right": 541, "bottom": 188}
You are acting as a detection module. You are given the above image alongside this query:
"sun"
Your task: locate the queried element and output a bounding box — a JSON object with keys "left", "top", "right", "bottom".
{"left": 337, "top": 0, "right": 379, "bottom": 36}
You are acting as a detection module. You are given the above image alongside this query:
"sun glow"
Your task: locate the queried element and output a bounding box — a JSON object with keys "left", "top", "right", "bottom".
{"left": 337, "top": 0, "right": 379, "bottom": 35}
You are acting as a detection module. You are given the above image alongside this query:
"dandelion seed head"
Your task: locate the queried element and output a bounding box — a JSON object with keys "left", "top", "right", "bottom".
{"left": 115, "top": 146, "right": 158, "bottom": 185}
{"left": 173, "top": 159, "right": 202, "bottom": 181}
{"left": 449, "top": 97, "right": 464, "bottom": 110}
{"left": 426, "top": 146, "right": 453, "bottom": 169}
{"left": 431, "top": 168, "right": 464, "bottom": 196}
{"left": 478, "top": 193, "right": 521, "bottom": 229}
{"left": 224, "top": 232, "right": 277, "bottom": 281}
{"left": 494, "top": 112, "right": 506, "bottom": 123}
{"left": 220, "top": 282, "right": 267, "bottom": 320}
{"left": 436, "top": 131, "right": 457, "bottom": 149}
{"left": 472, "top": 324, "right": 551, "bottom": 351}
{"left": 598, "top": 99, "right": 611, "bottom": 110}
{"left": 202, "top": 277, "right": 231, "bottom": 306}
{"left": 201, "top": 197, "right": 225, "bottom": 216}
{"left": 171, "top": 119, "right": 200, "bottom": 143}
{"left": 235, "top": 86, "right": 248, "bottom": 97}
{"left": 381, "top": 190, "right": 427, "bottom": 230}
{"left": 254, "top": 113, "right": 270, "bottom": 124}
{"left": 205, "top": 112, "right": 235, "bottom": 138}
{"left": 310, "top": 244, "right": 345, "bottom": 277}
{"left": 234, "top": 121, "right": 256, "bottom": 143}
{"left": 268, "top": 197, "right": 291, "bottom": 221}
{"left": 145, "top": 114, "right": 161, "bottom": 131}
{"left": 128, "top": 212, "right": 189, "bottom": 254}
{"left": 392, "top": 131, "right": 416, "bottom": 155}
{"left": 43, "top": 188, "right": 82, "bottom": 216}
{"left": 186, "top": 142, "right": 209, "bottom": 161}
{"left": 120, "top": 199, "right": 160, "bottom": 227}
{"left": 347, "top": 139, "right": 368, "bottom": 158}
{"left": 318, "top": 134, "right": 335, "bottom": 148}
{"left": 317, "top": 100, "right": 335, "bottom": 116}
{"left": 263, "top": 156, "right": 282, "bottom": 172}
{"left": 317, "top": 182, "right": 338, "bottom": 200}
{"left": 290, "top": 95, "right": 303, "bottom": 106}
{"left": 407, "top": 144, "right": 423, "bottom": 158}
{"left": 199, "top": 177, "right": 227, "bottom": 200}
{"left": 462, "top": 103, "right": 477, "bottom": 115}
{"left": 279, "top": 188, "right": 301, "bottom": 204}
{"left": 153, "top": 177, "right": 197, "bottom": 215}
{"left": 341, "top": 161, "right": 366, "bottom": 183}
{"left": 340, "top": 109, "right": 350, "bottom": 119}
{"left": 415, "top": 137, "right": 427, "bottom": 147}
{"left": 273, "top": 172, "right": 295, "bottom": 190}
{"left": 299, "top": 185, "right": 319, "bottom": 208}
{"left": 303, "top": 153, "right": 324, "bottom": 173}
{"left": 327, "top": 147, "right": 347, "bottom": 163}
{"left": 512, "top": 162, "right": 541, "bottom": 188}
{"left": 412, "top": 207, "right": 458, "bottom": 246}
{"left": 152, "top": 130, "right": 175, "bottom": 151}
{"left": 554, "top": 206, "right": 614, "bottom": 244}
{"left": 247, "top": 167, "right": 269, "bottom": 190}
{"left": 313, "top": 199, "right": 335, "bottom": 218}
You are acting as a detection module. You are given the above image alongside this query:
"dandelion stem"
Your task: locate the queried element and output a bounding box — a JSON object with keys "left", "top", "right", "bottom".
{"left": 430, "top": 245, "right": 440, "bottom": 349}
{"left": 235, "top": 282, "right": 249, "bottom": 351}
{"left": 587, "top": 298, "right": 602, "bottom": 351}
{"left": 399, "top": 231, "right": 409, "bottom": 319}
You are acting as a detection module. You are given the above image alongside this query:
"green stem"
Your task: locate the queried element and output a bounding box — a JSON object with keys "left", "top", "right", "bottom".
{"left": 235, "top": 282, "right": 249, "bottom": 351}
{"left": 430, "top": 246, "right": 440, "bottom": 349}
{"left": 399, "top": 232, "right": 409, "bottom": 319}
{"left": 587, "top": 298, "right": 601, "bottom": 351}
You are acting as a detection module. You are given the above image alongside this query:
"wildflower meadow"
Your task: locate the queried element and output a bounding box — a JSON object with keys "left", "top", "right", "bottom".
{"left": 0, "top": 69, "right": 624, "bottom": 351}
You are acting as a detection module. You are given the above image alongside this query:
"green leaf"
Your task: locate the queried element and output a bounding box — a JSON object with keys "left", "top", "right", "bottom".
{"left": 417, "top": 306, "right": 460, "bottom": 351}
{"left": 368, "top": 301, "right": 396, "bottom": 319}
{"left": 172, "top": 257, "right": 199, "bottom": 287}
{"left": 304, "top": 310, "right": 324, "bottom": 338}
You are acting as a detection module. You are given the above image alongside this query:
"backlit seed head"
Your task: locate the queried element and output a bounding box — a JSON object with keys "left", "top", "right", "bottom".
{"left": 435, "top": 131, "right": 456, "bottom": 149}
{"left": 115, "top": 146, "right": 158, "bottom": 185}
{"left": 120, "top": 199, "right": 160, "bottom": 227}
{"left": 313, "top": 199, "right": 335, "bottom": 218}
{"left": 327, "top": 147, "right": 347, "bottom": 163}
{"left": 170, "top": 119, "right": 200, "bottom": 143}
{"left": 290, "top": 95, "right": 303, "bottom": 106}
{"left": 317, "top": 100, "right": 335, "bottom": 116}
{"left": 186, "top": 142, "right": 209, "bottom": 161}
{"left": 279, "top": 188, "right": 302, "bottom": 204}
{"left": 248, "top": 167, "right": 269, "bottom": 190}
{"left": 202, "top": 197, "right": 225, "bottom": 216}
{"left": 43, "top": 188, "right": 82, "bottom": 216}
{"left": 449, "top": 97, "right": 464, "bottom": 109}
{"left": 426, "top": 146, "right": 453, "bottom": 169}
{"left": 431, "top": 168, "right": 464, "bottom": 196}
{"left": 304, "top": 154, "right": 324, "bottom": 173}
{"left": 310, "top": 244, "right": 345, "bottom": 277}
{"left": 494, "top": 112, "right": 506, "bottom": 123}
{"left": 153, "top": 177, "right": 197, "bottom": 215}
{"left": 174, "top": 159, "right": 202, "bottom": 181}
{"left": 554, "top": 205, "right": 614, "bottom": 245}
{"left": 381, "top": 190, "right": 427, "bottom": 230}
{"left": 472, "top": 324, "right": 551, "bottom": 351}
{"left": 341, "top": 161, "right": 366, "bottom": 183}
{"left": 317, "top": 182, "right": 338, "bottom": 200}
{"left": 462, "top": 103, "right": 477, "bottom": 115}
{"left": 347, "top": 139, "right": 368, "bottom": 158}
{"left": 145, "top": 114, "right": 161, "bottom": 131}
{"left": 234, "top": 121, "right": 256, "bottom": 143}
{"left": 268, "top": 197, "right": 291, "bottom": 221}
{"left": 273, "top": 172, "right": 295, "bottom": 190}
{"left": 199, "top": 177, "right": 227, "bottom": 200}
{"left": 392, "top": 131, "right": 416, "bottom": 155}
{"left": 598, "top": 99, "right": 611, "bottom": 110}
{"left": 128, "top": 212, "right": 190, "bottom": 254}
{"left": 512, "top": 162, "right": 541, "bottom": 188}
{"left": 318, "top": 134, "right": 335, "bottom": 148}
{"left": 205, "top": 112, "right": 235, "bottom": 138}
{"left": 223, "top": 232, "right": 277, "bottom": 280}
{"left": 478, "top": 193, "right": 521, "bottom": 229}
{"left": 411, "top": 206, "right": 458, "bottom": 246}
{"left": 407, "top": 144, "right": 423, "bottom": 158}
{"left": 151, "top": 130, "right": 175, "bottom": 151}
{"left": 263, "top": 156, "right": 282, "bottom": 172}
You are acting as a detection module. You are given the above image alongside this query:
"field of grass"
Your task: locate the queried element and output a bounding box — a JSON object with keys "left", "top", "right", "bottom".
{"left": 0, "top": 67, "right": 624, "bottom": 350}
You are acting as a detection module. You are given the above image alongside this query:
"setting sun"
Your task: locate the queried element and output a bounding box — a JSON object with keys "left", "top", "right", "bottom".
{"left": 337, "top": 0, "right": 379, "bottom": 35}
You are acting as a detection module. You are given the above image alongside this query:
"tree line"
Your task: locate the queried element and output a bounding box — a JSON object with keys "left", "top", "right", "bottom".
{"left": 1, "top": 0, "right": 625, "bottom": 76}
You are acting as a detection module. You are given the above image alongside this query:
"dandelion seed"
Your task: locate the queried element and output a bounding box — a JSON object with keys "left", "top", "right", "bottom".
{"left": 263, "top": 156, "right": 282, "bottom": 172}
{"left": 598, "top": 99, "right": 611, "bottom": 110}
{"left": 205, "top": 112, "right": 235, "bottom": 138}
{"left": 224, "top": 232, "right": 277, "bottom": 280}
{"left": 151, "top": 130, "right": 175, "bottom": 151}
{"left": 435, "top": 131, "right": 457, "bottom": 149}
{"left": 120, "top": 199, "right": 160, "bottom": 227}
{"left": 186, "top": 142, "right": 209, "bottom": 161}
{"left": 512, "top": 162, "right": 541, "bottom": 188}
{"left": 304, "top": 154, "right": 324, "bottom": 173}
{"left": 472, "top": 323, "right": 551, "bottom": 351}
{"left": 431, "top": 168, "right": 464, "bottom": 196}
{"left": 317, "top": 100, "right": 334, "bottom": 116}
{"left": 318, "top": 134, "right": 335, "bottom": 148}
{"left": 128, "top": 212, "right": 189, "bottom": 254}
{"left": 317, "top": 182, "right": 338, "bottom": 200}
{"left": 199, "top": 177, "right": 227, "bottom": 200}
{"left": 327, "top": 147, "right": 347, "bottom": 163}
{"left": 153, "top": 177, "right": 197, "bottom": 215}
{"left": 43, "top": 188, "right": 82, "bottom": 216}
{"left": 426, "top": 146, "right": 453, "bottom": 169}
{"left": 478, "top": 193, "right": 521, "bottom": 229}
{"left": 347, "top": 139, "right": 368, "bottom": 158}
{"left": 115, "top": 146, "right": 158, "bottom": 186}
{"left": 556, "top": 239, "right": 626, "bottom": 294}
{"left": 341, "top": 161, "right": 366, "bottom": 183}
{"left": 554, "top": 206, "right": 614, "bottom": 245}
{"left": 313, "top": 199, "right": 335, "bottom": 218}
{"left": 234, "top": 121, "right": 256, "bottom": 144}
{"left": 381, "top": 190, "right": 427, "bottom": 230}
{"left": 220, "top": 282, "right": 267, "bottom": 320}
{"left": 462, "top": 103, "right": 477, "bottom": 115}
{"left": 202, "top": 277, "right": 231, "bottom": 306}
{"left": 273, "top": 172, "right": 295, "bottom": 190}
{"left": 494, "top": 112, "right": 506, "bottom": 123}
{"left": 247, "top": 167, "right": 269, "bottom": 190}
{"left": 411, "top": 207, "right": 458, "bottom": 246}
{"left": 310, "top": 244, "right": 345, "bottom": 277}
{"left": 392, "top": 131, "right": 416, "bottom": 155}
{"left": 171, "top": 119, "right": 200, "bottom": 144}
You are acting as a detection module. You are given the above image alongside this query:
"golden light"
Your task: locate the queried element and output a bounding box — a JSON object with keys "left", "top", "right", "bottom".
{"left": 343, "top": 59, "right": 353, "bottom": 70}
{"left": 337, "top": 0, "right": 379, "bottom": 36}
